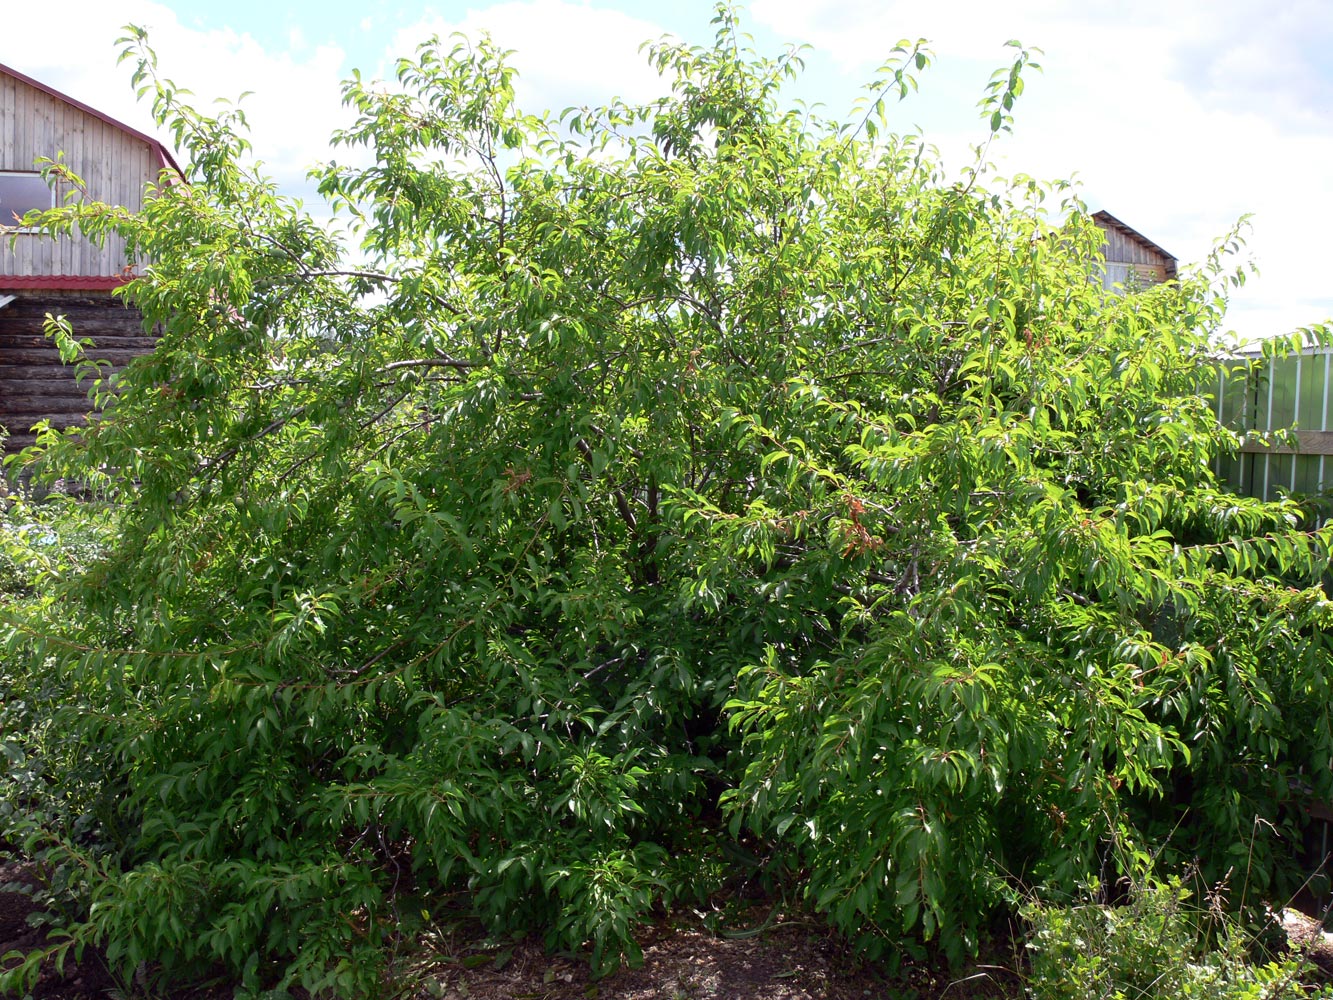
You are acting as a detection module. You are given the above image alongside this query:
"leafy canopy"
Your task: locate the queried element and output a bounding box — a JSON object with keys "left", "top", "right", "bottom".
{"left": 5, "top": 5, "right": 1333, "bottom": 995}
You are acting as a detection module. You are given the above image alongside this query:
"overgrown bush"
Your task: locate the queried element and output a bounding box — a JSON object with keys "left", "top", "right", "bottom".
{"left": 0, "top": 495, "right": 122, "bottom": 855}
{"left": 1025, "top": 875, "right": 1330, "bottom": 999}
{"left": 3, "top": 4, "right": 1332, "bottom": 995}
{"left": 0, "top": 493, "right": 115, "bottom": 596}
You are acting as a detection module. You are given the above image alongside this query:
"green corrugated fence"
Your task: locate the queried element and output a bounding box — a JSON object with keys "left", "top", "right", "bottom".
{"left": 1215, "top": 346, "right": 1333, "bottom": 501}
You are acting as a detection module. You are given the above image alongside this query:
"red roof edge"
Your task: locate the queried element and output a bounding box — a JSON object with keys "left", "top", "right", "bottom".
{"left": 1, "top": 275, "right": 132, "bottom": 291}
{"left": 0, "top": 61, "right": 184, "bottom": 180}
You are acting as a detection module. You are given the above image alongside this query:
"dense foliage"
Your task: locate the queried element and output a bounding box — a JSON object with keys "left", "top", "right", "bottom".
{"left": 1025, "top": 876, "right": 1330, "bottom": 1000}
{"left": 4, "top": 7, "right": 1333, "bottom": 995}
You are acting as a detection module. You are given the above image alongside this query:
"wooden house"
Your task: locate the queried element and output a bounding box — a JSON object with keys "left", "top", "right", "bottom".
{"left": 1092, "top": 210, "right": 1177, "bottom": 291}
{"left": 1, "top": 62, "right": 180, "bottom": 451}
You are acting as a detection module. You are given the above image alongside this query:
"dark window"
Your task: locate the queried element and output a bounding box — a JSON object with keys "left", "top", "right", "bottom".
{"left": 0, "top": 172, "right": 53, "bottom": 227}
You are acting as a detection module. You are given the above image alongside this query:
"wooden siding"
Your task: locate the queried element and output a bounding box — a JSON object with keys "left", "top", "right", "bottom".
{"left": 1100, "top": 225, "right": 1171, "bottom": 269}
{"left": 0, "top": 291, "right": 150, "bottom": 451}
{"left": 1092, "top": 211, "right": 1177, "bottom": 288}
{"left": 0, "top": 70, "right": 157, "bottom": 280}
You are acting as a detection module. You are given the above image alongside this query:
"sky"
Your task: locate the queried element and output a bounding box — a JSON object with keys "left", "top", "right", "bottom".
{"left": 4, "top": 0, "right": 1331, "bottom": 342}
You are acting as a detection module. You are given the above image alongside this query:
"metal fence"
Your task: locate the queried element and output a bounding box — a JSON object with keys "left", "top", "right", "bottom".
{"left": 1214, "top": 346, "right": 1333, "bottom": 501}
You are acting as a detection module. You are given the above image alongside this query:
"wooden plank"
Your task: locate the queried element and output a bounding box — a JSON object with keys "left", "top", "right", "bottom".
{"left": 1, "top": 413, "right": 91, "bottom": 431}
{"left": 0, "top": 411, "right": 96, "bottom": 426}
{"left": 0, "top": 334, "right": 159, "bottom": 350}
{"left": 6, "top": 308, "right": 154, "bottom": 325}
{"left": 1237, "top": 430, "right": 1333, "bottom": 456}
{"left": 0, "top": 322, "right": 150, "bottom": 340}
{"left": 0, "top": 395, "right": 104, "bottom": 414}
{"left": 0, "top": 305, "right": 146, "bottom": 322}
{"left": 0, "top": 376, "right": 101, "bottom": 393}
{"left": 0, "top": 365, "right": 123, "bottom": 379}
{"left": 0, "top": 379, "right": 101, "bottom": 393}
{"left": 0, "top": 377, "right": 106, "bottom": 395}
{"left": 1, "top": 304, "right": 146, "bottom": 323}
{"left": 0, "top": 352, "right": 148, "bottom": 368}
{"left": 0, "top": 293, "right": 137, "bottom": 310}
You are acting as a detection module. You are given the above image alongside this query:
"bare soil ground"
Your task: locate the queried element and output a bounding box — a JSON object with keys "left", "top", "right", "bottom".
{"left": 0, "top": 861, "right": 116, "bottom": 999}
{"left": 5, "top": 863, "right": 1328, "bottom": 1000}
{"left": 0, "top": 863, "right": 1019, "bottom": 1000}
{"left": 390, "top": 916, "right": 1023, "bottom": 1000}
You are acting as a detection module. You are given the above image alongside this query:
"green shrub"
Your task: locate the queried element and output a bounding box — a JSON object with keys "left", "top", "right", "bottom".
{"left": 1024, "top": 876, "right": 1330, "bottom": 1000}
{"left": 1, "top": 495, "right": 121, "bottom": 845}
{"left": 0, "top": 492, "right": 116, "bottom": 597}
{"left": 2, "top": 4, "right": 1331, "bottom": 995}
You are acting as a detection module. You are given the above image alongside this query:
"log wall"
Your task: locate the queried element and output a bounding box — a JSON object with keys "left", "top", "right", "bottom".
{"left": 0, "top": 290, "right": 152, "bottom": 450}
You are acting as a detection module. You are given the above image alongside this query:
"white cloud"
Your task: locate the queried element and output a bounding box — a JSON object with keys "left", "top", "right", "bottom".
{"left": 1169, "top": 0, "right": 1333, "bottom": 130}
{"left": 751, "top": 0, "right": 1333, "bottom": 339}
{"left": 1, "top": 0, "right": 677, "bottom": 243}
{"left": 4, "top": 0, "right": 1325, "bottom": 339}
{"left": 386, "top": 1, "right": 670, "bottom": 116}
